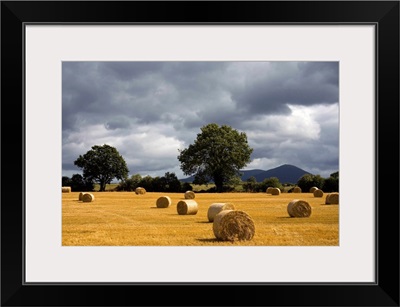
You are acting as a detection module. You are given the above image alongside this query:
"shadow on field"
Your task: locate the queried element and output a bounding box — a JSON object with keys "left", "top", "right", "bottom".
{"left": 197, "top": 238, "right": 219, "bottom": 243}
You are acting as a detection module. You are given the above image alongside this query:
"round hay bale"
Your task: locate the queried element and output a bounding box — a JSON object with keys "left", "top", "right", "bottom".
{"left": 309, "top": 186, "right": 318, "bottom": 193}
{"left": 270, "top": 187, "right": 281, "bottom": 195}
{"left": 184, "top": 191, "right": 195, "bottom": 199}
{"left": 177, "top": 199, "right": 198, "bottom": 215}
{"left": 135, "top": 187, "right": 146, "bottom": 195}
{"left": 207, "top": 203, "right": 236, "bottom": 222}
{"left": 266, "top": 187, "right": 274, "bottom": 194}
{"left": 287, "top": 199, "right": 312, "bottom": 218}
{"left": 213, "top": 210, "right": 255, "bottom": 242}
{"left": 313, "top": 189, "right": 324, "bottom": 197}
{"left": 62, "top": 186, "right": 71, "bottom": 193}
{"left": 156, "top": 196, "right": 172, "bottom": 208}
{"left": 78, "top": 192, "right": 85, "bottom": 200}
{"left": 82, "top": 193, "right": 95, "bottom": 202}
{"left": 293, "top": 187, "right": 302, "bottom": 193}
{"left": 325, "top": 192, "right": 339, "bottom": 204}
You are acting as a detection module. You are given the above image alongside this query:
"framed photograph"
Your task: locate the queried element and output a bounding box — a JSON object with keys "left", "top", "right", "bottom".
{"left": 2, "top": 1, "right": 399, "bottom": 306}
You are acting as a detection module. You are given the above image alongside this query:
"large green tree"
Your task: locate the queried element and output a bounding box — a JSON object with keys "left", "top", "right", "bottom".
{"left": 178, "top": 123, "right": 253, "bottom": 192}
{"left": 74, "top": 144, "right": 129, "bottom": 191}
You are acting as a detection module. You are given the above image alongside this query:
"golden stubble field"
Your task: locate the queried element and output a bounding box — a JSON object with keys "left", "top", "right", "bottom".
{"left": 62, "top": 191, "right": 339, "bottom": 246}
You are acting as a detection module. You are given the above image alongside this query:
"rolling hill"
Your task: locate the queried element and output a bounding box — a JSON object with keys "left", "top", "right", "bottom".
{"left": 180, "top": 164, "right": 311, "bottom": 184}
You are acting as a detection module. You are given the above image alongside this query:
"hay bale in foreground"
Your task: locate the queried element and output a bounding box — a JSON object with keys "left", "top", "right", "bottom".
{"left": 78, "top": 192, "right": 85, "bottom": 200}
{"left": 287, "top": 199, "right": 312, "bottom": 218}
{"left": 266, "top": 187, "right": 274, "bottom": 194}
{"left": 213, "top": 210, "right": 255, "bottom": 242}
{"left": 270, "top": 187, "right": 281, "bottom": 195}
{"left": 156, "top": 196, "right": 172, "bottom": 208}
{"left": 309, "top": 186, "right": 318, "bottom": 193}
{"left": 293, "top": 187, "right": 302, "bottom": 193}
{"left": 184, "top": 191, "right": 195, "bottom": 199}
{"left": 207, "top": 203, "right": 235, "bottom": 222}
{"left": 82, "top": 193, "right": 95, "bottom": 202}
{"left": 135, "top": 187, "right": 146, "bottom": 195}
{"left": 177, "top": 199, "right": 198, "bottom": 215}
{"left": 325, "top": 192, "right": 339, "bottom": 204}
{"left": 313, "top": 189, "right": 324, "bottom": 197}
{"left": 62, "top": 186, "right": 71, "bottom": 193}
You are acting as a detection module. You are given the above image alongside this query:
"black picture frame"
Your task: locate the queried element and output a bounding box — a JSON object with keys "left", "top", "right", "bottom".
{"left": 1, "top": 1, "right": 399, "bottom": 306}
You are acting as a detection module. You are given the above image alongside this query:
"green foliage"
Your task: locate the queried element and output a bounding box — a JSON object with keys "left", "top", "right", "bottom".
{"left": 297, "top": 172, "right": 339, "bottom": 193}
{"left": 137, "top": 175, "right": 154, "bottom": 191}
{"left": 160, "top": 172, "right": 182, "bottom": 192}
{"left": 323, "top": 173, "right": 339, "bottom": 192}
{"left": 116, "top": 174, "right": 142, "bottom": 191}
{"left": 257, "top": 177, "right": 283, "bottom": 192}
{"left": 180, "top": 182, "right": 193, "bottom": 192}
{"left": 330, "top": 171, "right": 339, "bottom": 179}
{"left": 177, "top": 123, "right": 253, "bottom": 192}
{"left": 62, "top": 176, "right": 71, "bottom": 187}
{"left": 71, "top": 174, "right": 94, "bottom": 192}
{"left": 243, "top": 176, "right": 258, "bottom": 192}
{"left": 116, "top": 172, "right": 189, "bottom": 193}
{"left": 297, "top": 174, "right": 325, "bottom": 192}
{"left": 74, "top": 144, "right": 129, "bottom": 192}
{"left": 62, "top": 174, "right": 94, "bottom": 192}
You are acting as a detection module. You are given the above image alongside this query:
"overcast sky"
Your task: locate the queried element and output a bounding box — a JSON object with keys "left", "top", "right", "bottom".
{"left": 62, "top": 61, "right": 339, "bottom": 181}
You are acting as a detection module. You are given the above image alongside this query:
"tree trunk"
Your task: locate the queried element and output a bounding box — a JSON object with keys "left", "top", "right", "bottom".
{"left": 213, "top": 175, "right": 224, "bottom": 193}
{"left": 99, "top": 181, "right": 106, "bottom": 191}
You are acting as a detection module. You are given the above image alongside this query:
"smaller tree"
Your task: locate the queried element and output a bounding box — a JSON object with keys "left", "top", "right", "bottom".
{"left": 323, "top": 172, "right": 339, "bottom": 192}
{"left": 74, "top": 144, "right": 129, "bottom": 192}
{"left": 297, "top": 174, "right": 324, "bottom": 192}
{"left": 138, "top": 175, "right": 154, "bottom": 191}
{"left": 258, "top": 177, "right": 283, "bottom": 192}
{"left": 117, "top": 174, "right": 142, "bottom": 191}
{"left": 161, "top": 172, "right": 182, "bottom": 192}
{"left": 69, "top": 174, "right": 94, "bottom": 192}
{"left": 243, "top": 176, "right": 257, "bottom": 192}
{"left": 62, "top": 176, "right": 71, "bottom": 187}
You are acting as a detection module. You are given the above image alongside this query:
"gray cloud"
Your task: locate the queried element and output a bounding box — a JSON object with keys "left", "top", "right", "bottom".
{"left": 62, "top": 61, "right": 339, "bottom": 179}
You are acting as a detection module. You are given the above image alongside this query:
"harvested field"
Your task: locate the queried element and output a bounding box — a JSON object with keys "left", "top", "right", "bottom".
{"left": 62, "top": 192, "right": 339, "bottom": 246}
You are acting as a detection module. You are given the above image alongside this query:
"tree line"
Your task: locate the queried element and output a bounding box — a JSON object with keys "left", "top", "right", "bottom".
{"left": 242, "top": 171, "right": 339, "bottom": 193}
{"left": 62, "top": 123, "right": 338, "bottom": 193}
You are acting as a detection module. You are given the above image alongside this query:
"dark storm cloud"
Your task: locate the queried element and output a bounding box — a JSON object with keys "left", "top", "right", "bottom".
{"left": 104, "top": 116, "right": 131, "bottom": 130}
{"left": 99, "top": 62, "right": 165, "bottom": 81}
{"left": 231, "top": 62, "right": 338, "bottom": 116}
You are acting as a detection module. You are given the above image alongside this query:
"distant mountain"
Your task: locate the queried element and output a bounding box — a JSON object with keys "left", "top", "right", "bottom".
{"left": 179, "top": 164, "right": 311, "bottom": 184}
{"left": 242, "top": 164, "right": 311, "bottom": 184}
